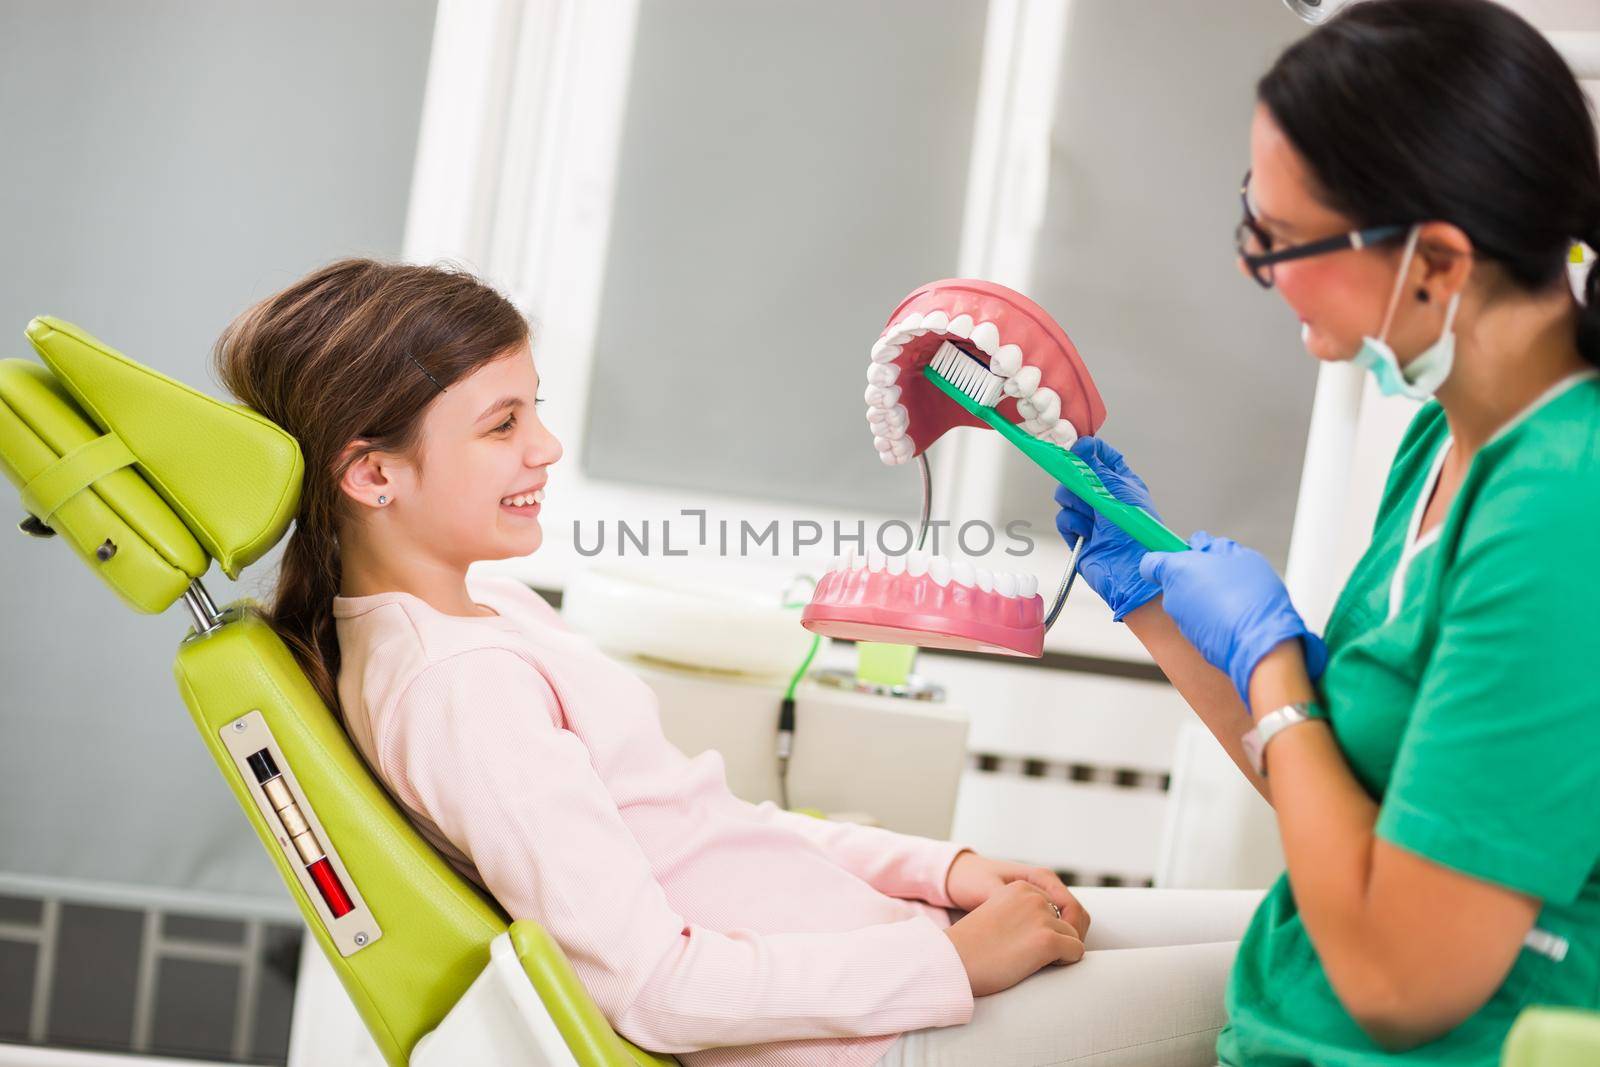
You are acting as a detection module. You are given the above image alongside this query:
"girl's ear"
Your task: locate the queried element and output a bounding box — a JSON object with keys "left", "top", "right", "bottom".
{"left": 337, "top": 439, "right": 393, "bottom": 509}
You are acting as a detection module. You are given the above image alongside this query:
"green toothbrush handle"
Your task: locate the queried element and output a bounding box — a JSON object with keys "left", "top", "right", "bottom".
{"left": 921, "top": 364, "right": 1190, "bottom": 552}
{"left": 1029, "top": 438, "right": 1190, "bottom": 553}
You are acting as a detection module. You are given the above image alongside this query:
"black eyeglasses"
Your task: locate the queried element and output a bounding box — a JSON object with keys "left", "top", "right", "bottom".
{"left": 1235, "top": 169, "right": 1410, "bottom": 288}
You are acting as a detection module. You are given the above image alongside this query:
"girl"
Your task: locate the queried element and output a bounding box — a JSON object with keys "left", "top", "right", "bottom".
{"left": 214, "top": 259, "right": 1258, "bottom": 1066}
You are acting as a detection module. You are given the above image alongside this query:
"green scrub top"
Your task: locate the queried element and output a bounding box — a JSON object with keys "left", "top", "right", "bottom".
{"left": 1218, "top": 370, "right": 1600, "bottom": 1066}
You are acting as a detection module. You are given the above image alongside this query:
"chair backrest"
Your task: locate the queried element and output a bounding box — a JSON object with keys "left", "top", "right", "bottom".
{"left": 0, "top": 317, "right": 512, "bottom": 1066}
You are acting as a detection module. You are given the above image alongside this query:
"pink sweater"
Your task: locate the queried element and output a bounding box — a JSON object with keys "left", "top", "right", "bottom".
{"left": 332, "top": 574, "right": 974, "bottom": 1066}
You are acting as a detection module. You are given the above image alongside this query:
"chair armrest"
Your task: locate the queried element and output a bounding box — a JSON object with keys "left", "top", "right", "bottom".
{"left": 411, "top": 927, "right": 679, "bottom": 1067}
{"left": 1502, "top": 1006, "right": 1600, "bottom": 1067}
{"left": 409, "top": 930, "right": 578, "bottom": 1067}
{"left": 509, "top": 921, "right": 680, "bottom": 1067}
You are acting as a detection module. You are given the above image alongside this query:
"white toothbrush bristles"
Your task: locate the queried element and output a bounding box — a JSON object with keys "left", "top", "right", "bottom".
{"left": 929, "top": 340, "right": 1006, "bottom": 408}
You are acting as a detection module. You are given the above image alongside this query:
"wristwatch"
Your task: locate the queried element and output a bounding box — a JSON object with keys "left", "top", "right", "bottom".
{"left": 1241, "top": 702, "right": 1323, "bottom": 777}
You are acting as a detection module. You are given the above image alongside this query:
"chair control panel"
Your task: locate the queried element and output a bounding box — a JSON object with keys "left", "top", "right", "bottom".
{"left": 221, "top": 710, "right": 381, "bottom": 956}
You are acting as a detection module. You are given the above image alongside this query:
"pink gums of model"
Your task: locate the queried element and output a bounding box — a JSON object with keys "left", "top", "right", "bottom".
{"left": 802, "top": 278, "right": 1108, "bottom": 658}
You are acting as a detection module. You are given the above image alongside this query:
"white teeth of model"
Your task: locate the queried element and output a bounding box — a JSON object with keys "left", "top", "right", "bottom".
{"left": 885, "top": 404, "right": 909, "bottom": 429}
{"left": 873, "top": 435, "right": 892, "bottom": 453}
{"left": 882, "top": 421, "right": 904, "bottom": 440}
{"left": 920, "top": 309, "right": 950, "bottom": 332}
{"left": 1003, "top": 364, "right": 1042, "bottom": 399}
{"left": 1031, "top": 387, "right": 1060, "bottom": 425}
{"left": 946, "top": 314, "right": 974, "bottom": 339}
{"left": 871, "top": 338, "right": 902, "bottom": 364}
{"left": 951, "top": 559, "right": 976, "bottom": 587}
{"left": 867, "top": 549, "right": 886, "bottom": 572}
{"left": 864, "top": 383, "right": 901, "bottom": 409}
{"left": 969, "top": 321, "right": 1000, "bottom": 354}
{"left": 867, "top": 361, "right": 900, "bottom": 386}
{"left": 866, "top": 407, "right": 889, "bottom": 426}
{"left": 878, "top": 451, "right": 898, "bottom": 466}
{"left": 887, "top": 553, "right": 906, "bottom": 576}
{"left": 890, "top": 313, "right": 923, "bottom": 341}
{"left": 1019, "top": 573, "right": 1039, "bottom": 598}
{"left": 1018, "top": 418, "right": 1045, "bottom": 435}
{"left": 890, "top": 437, "right": 914, "bottom": 459}
{"left": 907, "top": 549, "right": 930, "bottom": 577}
{"left": 995, "top": 571, "right": 1019, "bottom": 598}
{"left": 1017, "top": 398, "right": 1039, "bottom": 421}
{"left": 975, "top": 567, "right": 994, "bottom": 593}
{"left": 991, "top": 343, "right": 1023, "bottom": 377}
{"left": 1047, "top": 418, "right": 1079, "bottom": 449}
{"left": 928, "top": 555, "right": 953, "bottom": 586}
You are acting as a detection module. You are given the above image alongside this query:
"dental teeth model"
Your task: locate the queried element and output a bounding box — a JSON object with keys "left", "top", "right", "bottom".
{"left": 808, "top": 278, "right": 1112, "bottom": 657}
{"left": 803, "top": 548, "right": 1046, "bottom": 657}
{"left": 864, "top": 278, "right": 1106, "bottom": 466}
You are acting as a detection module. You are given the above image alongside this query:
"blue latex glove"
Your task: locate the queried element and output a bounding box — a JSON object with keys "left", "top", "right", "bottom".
{"left": 1139, "top": 531, "right": 1329, "bottom": 706}
{"left": 1052, "top": 437, "right": 1163, "bottom": 621}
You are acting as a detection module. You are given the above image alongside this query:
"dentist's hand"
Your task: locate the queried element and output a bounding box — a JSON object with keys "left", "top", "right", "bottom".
{"left": 1052, "top": 437, "right": 1162, "bottom": 621}
{"left": 1139, "top": 531, "right": 1329, "bottom": 707}
{"left": 943, "top": 881, "right": 1086, "bottom": 997}
{"left": 945, "top": 850, "right": 1090, "bottom": 939}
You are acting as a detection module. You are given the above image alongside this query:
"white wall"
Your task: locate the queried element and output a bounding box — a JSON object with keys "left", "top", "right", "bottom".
{"left": 0, "top": 0, "right": 436, "bottom": 902}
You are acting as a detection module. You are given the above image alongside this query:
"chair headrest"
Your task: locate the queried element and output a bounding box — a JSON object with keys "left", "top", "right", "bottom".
{"left": 0, "top": 316, "right": 303, "bottom": 612}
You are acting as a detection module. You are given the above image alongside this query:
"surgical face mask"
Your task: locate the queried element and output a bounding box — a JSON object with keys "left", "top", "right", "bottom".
{"left": 1349, "top": 225, "right": 1462, "bottom": 400}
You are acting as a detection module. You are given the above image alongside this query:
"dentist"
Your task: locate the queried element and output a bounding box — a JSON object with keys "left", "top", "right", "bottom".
{"left": 1055, "top": 1, "right": 1600, "bottom": 1064}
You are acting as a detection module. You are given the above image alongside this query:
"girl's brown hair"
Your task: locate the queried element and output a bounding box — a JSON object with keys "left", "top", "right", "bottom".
{"left": 213, "top": 258, "right": 529, "bottom": 719}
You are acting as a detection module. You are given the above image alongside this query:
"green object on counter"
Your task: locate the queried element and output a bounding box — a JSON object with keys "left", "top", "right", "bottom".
{"left": 856, "top": 641, "right": 916, "bottom": 687}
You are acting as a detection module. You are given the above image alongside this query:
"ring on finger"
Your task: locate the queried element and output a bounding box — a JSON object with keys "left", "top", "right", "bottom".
{"left": 1049, "top": 902, "right": 1061, "bottom": 920}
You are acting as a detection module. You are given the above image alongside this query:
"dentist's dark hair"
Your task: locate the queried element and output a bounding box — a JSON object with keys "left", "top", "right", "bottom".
{"left": 1258, "top": 0, "right": 1600, "bottom": 367}
{"left": 213, "top": 259, "right": 529, "bottom": 720}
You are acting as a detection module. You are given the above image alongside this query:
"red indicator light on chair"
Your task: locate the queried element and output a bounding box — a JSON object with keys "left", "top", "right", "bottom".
{"left": 307, "top": 857, "right": 355, "bottom": 917}
{"left": 246, "top": 746, "right": 355, "bottom": 918}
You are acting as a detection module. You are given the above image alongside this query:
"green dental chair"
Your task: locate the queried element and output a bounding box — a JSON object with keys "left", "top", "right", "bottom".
{"left": 0, "top": 316, "right": 677, "bottom": 1067}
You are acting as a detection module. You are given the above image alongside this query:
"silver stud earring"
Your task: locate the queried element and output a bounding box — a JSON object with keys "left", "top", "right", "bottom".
{"left": 377, "top": 495, "right": 388, "bottom": 505}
